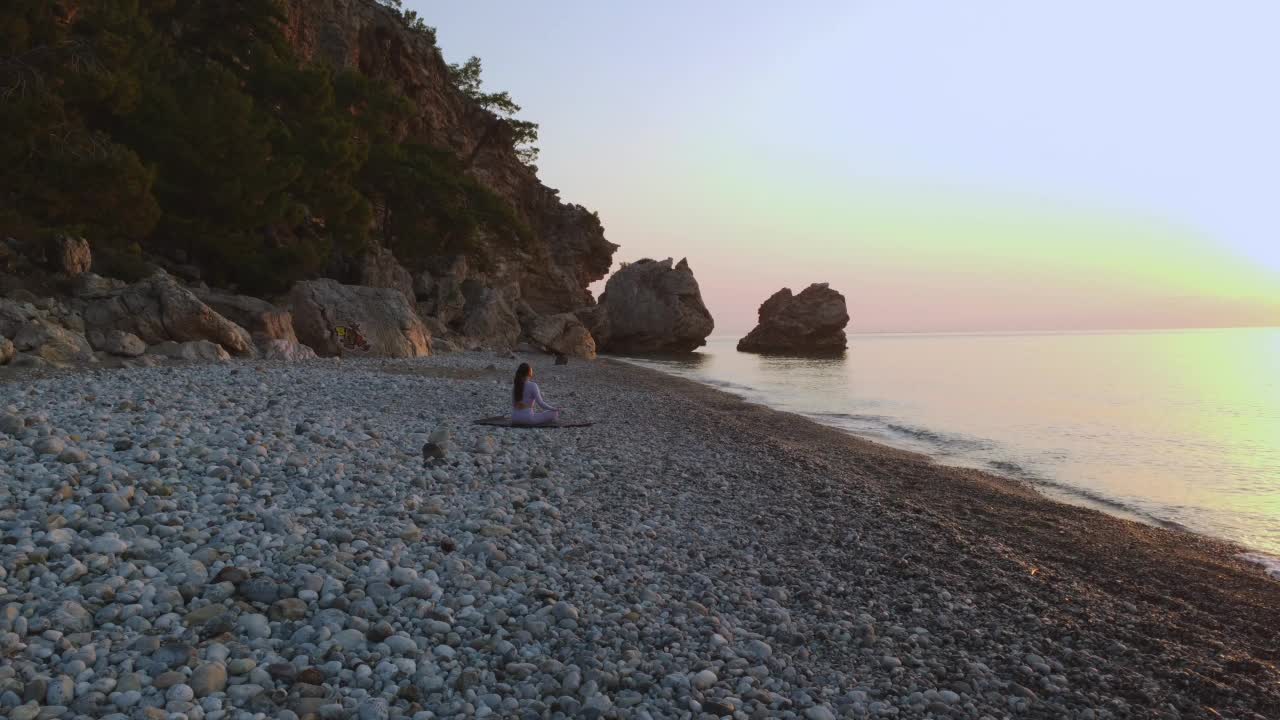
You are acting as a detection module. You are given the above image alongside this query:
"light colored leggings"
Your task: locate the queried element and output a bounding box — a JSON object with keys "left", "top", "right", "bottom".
{"left": 512, "top": 408, "right": 560, "bottom": 426}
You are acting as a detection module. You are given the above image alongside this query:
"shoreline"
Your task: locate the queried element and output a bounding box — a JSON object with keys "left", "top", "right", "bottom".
{"left": 1, "top": 353, "right": 1277, "bottom": 719}
{"left": 614, "top": 345, "right": 1280, "bottom": 568}
{"left": 603, "top": 355, "right": 1278, "bottom": 575}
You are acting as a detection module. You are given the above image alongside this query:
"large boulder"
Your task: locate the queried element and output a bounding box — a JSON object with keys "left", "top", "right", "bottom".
{"left": 737, "top": 283, "right": 849, "bottom": 354}
{"left": 13, "top": 320, "right": 95, "bottom": 366}
{"left": 525, "top": 312, "right": 596, "bottom": 360}
{"left": 290, "top": 279, "right": 431, "bottom": 358}
{"left": 586, "top": 258, "right": 714, "bottom": 353}
{"left": 0, "top": 298, "right": 39, "bottom": 339}
{"left": 0, "top": 337, "right": 14, "bottom": 365}
{"left": 76, "top": 271, "right": 254, "bottom": 356}
{"left": 193, "top": 289, "right": 298, "bottom": 344}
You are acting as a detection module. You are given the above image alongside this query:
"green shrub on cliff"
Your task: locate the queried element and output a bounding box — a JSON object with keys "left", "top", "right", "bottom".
{"left": 0, "top": 0, "right": 529, "bottom": 294}
{"left": 448, "top": 56, "right": 540, "bottom": 166}
{"left": 375, "top": 0, "right": 437, "bottom": 43}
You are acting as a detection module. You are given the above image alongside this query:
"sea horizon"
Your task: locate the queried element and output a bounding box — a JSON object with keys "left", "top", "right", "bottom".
{"left": 705, "top": 323, "right": 1280, "bottom": 339}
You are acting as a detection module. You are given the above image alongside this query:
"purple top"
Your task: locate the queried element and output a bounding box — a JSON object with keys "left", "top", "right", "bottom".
{"left": 515, "top": 380, "right": 558, "bottom": 411}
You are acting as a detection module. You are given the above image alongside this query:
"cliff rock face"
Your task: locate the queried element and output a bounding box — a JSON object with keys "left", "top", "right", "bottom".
{"left": 281, "top": 0, "right": 617, "bottom": 315}
{"left": 737, "top": 283, "right": 849, "bottom": 354}
{"left": 358, "top": 242, "right": 416, "bottom": 306}
{"left": 414, "top": 255, "right": 468, "bottom": 326}
{"left": 458, "top": 282, "right": 522, "bottom": 351}
{"left": 586, "top": 258, "right": 714, "bottom": 354}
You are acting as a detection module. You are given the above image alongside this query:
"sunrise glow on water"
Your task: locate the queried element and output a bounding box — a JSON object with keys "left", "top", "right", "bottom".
{"left": 628, "top": 328, "right": 1280, "bottom": 556}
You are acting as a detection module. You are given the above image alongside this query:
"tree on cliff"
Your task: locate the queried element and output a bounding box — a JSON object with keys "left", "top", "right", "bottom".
{"left": 0, "top": 0, "right": 528, "bottom": 292}
{"left": 448, "top": 56, "right": 540, "bottom": 166}
{"left": 374, "top": 0, "right": 437, "bottom": 43}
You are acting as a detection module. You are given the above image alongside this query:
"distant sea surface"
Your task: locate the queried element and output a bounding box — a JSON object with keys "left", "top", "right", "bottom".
{"left": 621, "top": 328, "right": 1280, "bottom": 567}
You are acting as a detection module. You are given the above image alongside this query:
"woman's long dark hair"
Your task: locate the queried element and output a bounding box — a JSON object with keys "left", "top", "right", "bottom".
{"left": 513, "top": 363, "right": 532, "bottom": 404}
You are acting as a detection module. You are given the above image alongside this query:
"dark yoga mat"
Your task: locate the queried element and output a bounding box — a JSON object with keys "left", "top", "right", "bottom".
{"left": 473, "top": 416, "right": 594, "bottom": 429}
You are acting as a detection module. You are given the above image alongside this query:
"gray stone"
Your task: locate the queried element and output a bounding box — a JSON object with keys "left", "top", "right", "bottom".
{"left": 240, "top": 577, "right": 280, "bottom": 604}
{"left": 805, "top": 706, "right": 837, "bottom": 720}
{"left": 357, "top": 697, "right": 390, "bottom": 720}
{"left": 237, "top": 613, "right": 271, "bottom": 639}
{"left": 0, "top": 412, "right": 23, "bottom": 434}
{"left": 50, "top": 601, "right": 92, "bottom": 633}
{"left": 692, "top": 670, "right": 717, "bottom": 690}
{"left": 46, "top": 675, "right": 74, "bottom": 706}
{"left": 90, "top": 536, "right": 128, "bottom": 555}
{"left": 190, "top": 663, "right": 228, "bottom": 697}
{"left": 56, "top": 447, "right": 87, "bottom": 463}
{"left": 333, "top": 629, "right": 367, "bottom": 652}
{"left": 226, "top": 684, "right": 264, "bottom": 704}
{"left": 34, "top": 436, "right": 66, "bottom": 456}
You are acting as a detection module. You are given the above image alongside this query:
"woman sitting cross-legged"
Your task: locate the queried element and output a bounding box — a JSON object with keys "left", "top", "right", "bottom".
{"left": 511, "top": 362, "right": 562, "bottom": 426}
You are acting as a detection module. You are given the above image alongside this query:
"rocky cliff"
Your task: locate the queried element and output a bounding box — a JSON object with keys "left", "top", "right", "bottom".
{"left": 281, "top": 0, "right": 617, "bottom": 315}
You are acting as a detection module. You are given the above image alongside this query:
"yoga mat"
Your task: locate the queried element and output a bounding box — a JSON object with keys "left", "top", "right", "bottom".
{"left": 472, "top": 416, "right": 594, "bottom": 429}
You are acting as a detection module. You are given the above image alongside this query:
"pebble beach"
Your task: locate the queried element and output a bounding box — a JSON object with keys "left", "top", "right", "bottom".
{"left": 1, "top": 353, "right": 1277, "bottom": 720}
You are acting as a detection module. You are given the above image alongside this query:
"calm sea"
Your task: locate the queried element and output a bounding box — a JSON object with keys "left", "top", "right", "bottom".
{"left": 622, "top": 328, "right": 1280, "bottom": 569}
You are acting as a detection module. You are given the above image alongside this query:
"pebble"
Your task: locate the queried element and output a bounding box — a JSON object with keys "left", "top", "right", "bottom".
{"left": 190, "top": 663, "right": 227, "bottom": 697}
{"left": 34, "top": 436, "right": 65, "bottom": 455}
{"left": 692, "top": 670, "right": 718, "bottom": 690}
{"left": 237, "top": 613, "right": 270, "bottom": 639}
{"left": 240, "top": 577, "right": 280, "bottom": 604}
{"left": 805, "top": 706, "right": 837, "bottom": 720}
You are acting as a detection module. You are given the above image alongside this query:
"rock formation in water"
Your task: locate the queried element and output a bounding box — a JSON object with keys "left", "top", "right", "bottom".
{"left": 584, "top": 258, "right": 715, "bottom": 354}
{"left": 737, "top": 283, "right": 849, "bottom": 354}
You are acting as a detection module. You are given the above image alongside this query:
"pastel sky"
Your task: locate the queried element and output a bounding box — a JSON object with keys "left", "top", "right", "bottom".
{"left": 411, "top": 0, "right": 1280, "bottom": 333}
